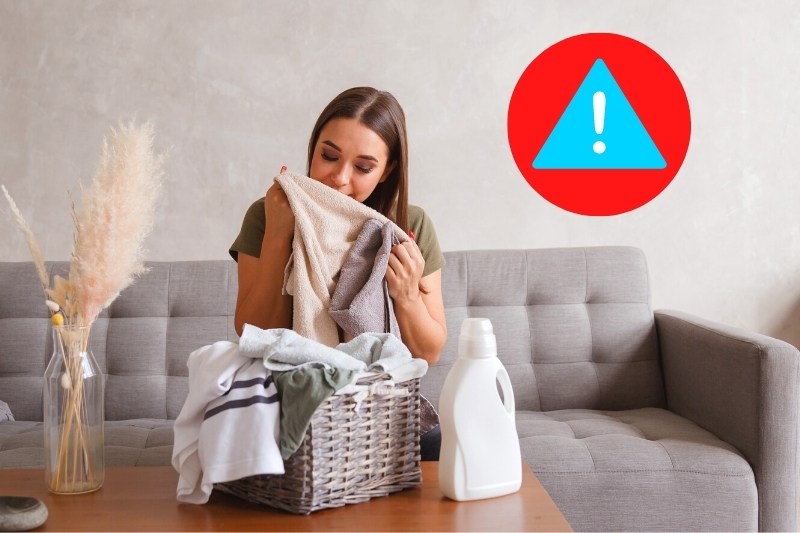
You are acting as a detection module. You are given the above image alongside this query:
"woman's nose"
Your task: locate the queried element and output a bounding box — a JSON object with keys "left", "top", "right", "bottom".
{"left": 329, "top": 165, "right": 350, "bottom": 188}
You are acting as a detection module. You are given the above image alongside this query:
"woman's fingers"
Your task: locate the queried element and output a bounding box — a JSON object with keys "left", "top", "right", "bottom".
{"left": 264, "top": 183, "right": 294, "bottom": 240}
{"left": 265, "top": 182, "right": 288, "bottom": 205}
{"left": 386, "top": 241, "right": 425, "bottom": 301}
{"left": 388, "top": 243, "right": 418, "bottom": 274}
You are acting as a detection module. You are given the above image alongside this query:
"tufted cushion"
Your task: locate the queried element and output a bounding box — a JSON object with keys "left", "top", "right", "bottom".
{"left": 423, "top": 247, "right": 665, "bottom": 411}
{"left": 521, "top": 407, "right": 757, "bottom": 530}
{"left": 0, "top": 261, "right": 239, "bottom": 422}
{"left": 519, "top": 408, "right": 752, "bottom": 474}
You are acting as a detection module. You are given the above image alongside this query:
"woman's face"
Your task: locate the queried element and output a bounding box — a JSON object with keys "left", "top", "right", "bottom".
{"left": 309, "top": 118, "right": 395, "bottom": 202}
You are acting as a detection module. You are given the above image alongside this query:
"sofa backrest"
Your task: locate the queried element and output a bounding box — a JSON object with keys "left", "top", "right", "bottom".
{"left": 423, "top": 246, "right": 665, "bottom": 411}
{"left": 0, "top": 261, "right": 239, "bottom": 422}
{"left": 0, "top": 246, "right": 664, "bottom": 421}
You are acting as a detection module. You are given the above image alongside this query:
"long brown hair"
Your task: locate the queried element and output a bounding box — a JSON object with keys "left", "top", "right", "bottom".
{"left": 306, "top": 87, "right": 409, "bottom": 231}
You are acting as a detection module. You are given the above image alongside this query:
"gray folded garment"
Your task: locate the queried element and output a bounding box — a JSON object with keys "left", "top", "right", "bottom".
{"left": 239, "top": 324, "right": 427, "bottom": 383}
{"left": 239, "top": 326, "right": 367, "bottom": 372}
{"left": 329, "top": 219, "right": 401, "bottom": 339}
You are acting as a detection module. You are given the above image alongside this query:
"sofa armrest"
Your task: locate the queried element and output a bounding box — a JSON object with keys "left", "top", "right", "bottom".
{"left": 655, "top": 309, "right": 799, "bottom": 532}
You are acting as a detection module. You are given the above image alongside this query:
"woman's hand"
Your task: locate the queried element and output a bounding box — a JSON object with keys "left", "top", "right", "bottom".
{"left": 264, "top": 182, "right": 295, "bottom": 241}
{"left": 386, "top": 240, "right": 425, "bottom": 306}
{"left": 385, "top": 238, "right": 446, "bottom": 364}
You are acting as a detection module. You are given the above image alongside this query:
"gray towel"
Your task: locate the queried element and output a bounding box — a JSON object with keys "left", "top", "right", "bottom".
{"left": 329, "top": 219, "right": 401, "bottom": 339}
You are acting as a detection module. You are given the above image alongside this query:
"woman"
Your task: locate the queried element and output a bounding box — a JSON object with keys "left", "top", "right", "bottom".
{"left": 229, "top": 88, "right": 446, "bottom": 459}
{"left": 230, "top": 87, "right": 446, "bottom": 364}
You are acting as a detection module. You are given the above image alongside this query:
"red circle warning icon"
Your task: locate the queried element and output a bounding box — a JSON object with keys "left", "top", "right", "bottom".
{"left": 507, "top": 33, "right": 691, "bottom": 215}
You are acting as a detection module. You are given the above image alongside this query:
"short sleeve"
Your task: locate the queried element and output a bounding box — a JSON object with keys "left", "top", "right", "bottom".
{"left": 408, "top": 205, "right": 445, "bottom": 277}
{"left": 229, "top": 198, "right": 266, "bottom": 261}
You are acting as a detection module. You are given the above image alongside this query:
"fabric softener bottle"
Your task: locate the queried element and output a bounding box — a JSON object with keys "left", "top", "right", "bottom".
{"left": 439, "top": 318, "right": 522, "bottom": 501}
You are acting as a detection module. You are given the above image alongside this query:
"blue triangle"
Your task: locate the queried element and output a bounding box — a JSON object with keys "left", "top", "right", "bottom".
{"left": 532, "top": 59, "right": 666, "bottom": 170}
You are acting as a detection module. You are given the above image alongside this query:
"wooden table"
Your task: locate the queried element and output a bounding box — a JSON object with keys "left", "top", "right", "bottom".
{"left": 0, "top": 463, "right": 571, "bottom": 531}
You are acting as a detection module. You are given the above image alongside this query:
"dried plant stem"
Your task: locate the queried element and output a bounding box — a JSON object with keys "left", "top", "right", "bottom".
{"left": 1, "top": 185, "right": 50, "bottom": 299}
{"left": 50, "top": 327, "right": 99, "bottom": 493}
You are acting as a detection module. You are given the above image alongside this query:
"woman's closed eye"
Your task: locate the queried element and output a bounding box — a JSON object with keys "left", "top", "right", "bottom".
{"left": 321, "top": 151, "right": 375, "bottom": 174}
{"left": 355, "top": 164, "right": 375, "bottom": 174}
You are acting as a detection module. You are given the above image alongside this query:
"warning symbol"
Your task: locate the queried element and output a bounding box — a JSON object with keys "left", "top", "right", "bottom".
{"left": 533, "top": 59, "right": 666, "bottom": 170}
{"left": 507, "top": 33, "right": 691, "bottom": 216}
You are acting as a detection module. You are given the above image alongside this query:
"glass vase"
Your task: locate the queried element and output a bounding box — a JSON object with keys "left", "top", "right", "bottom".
{"left": 43, "top": 324, "right": 105, "bottom": 494}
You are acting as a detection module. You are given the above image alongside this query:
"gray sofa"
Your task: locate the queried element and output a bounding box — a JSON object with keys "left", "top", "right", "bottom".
{"left": 1, "top": 247, "right": 797, "bottom": 531}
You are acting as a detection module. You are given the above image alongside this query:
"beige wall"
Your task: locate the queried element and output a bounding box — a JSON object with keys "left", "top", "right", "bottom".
{"left": 2, "top": 0, "right": 800, "bottom": 346}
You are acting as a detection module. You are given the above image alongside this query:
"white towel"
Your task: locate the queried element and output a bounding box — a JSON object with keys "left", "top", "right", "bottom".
{"left": 172, "top": 341, "right": 284, "bottom": 504}
{"left": 275, "top": 171, "right": 408, "bottom": 346}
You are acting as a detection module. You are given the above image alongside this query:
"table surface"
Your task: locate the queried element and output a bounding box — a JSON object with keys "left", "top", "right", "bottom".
{"left": 0, "top": 463, "right": 571, "bottom": 532}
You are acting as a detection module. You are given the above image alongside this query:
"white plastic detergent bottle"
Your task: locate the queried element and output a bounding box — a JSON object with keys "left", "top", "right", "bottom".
{"left": 438, "top": 318, "right": 522, "bottom": 501}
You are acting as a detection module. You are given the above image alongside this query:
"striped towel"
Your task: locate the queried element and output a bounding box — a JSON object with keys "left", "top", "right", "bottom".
{"left": 172, "top": 341, "right": 283, "bottom": 504}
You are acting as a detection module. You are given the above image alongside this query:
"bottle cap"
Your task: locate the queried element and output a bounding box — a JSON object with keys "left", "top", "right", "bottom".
{"left": 458, "top": 318, "right": 497, "bottom": 359}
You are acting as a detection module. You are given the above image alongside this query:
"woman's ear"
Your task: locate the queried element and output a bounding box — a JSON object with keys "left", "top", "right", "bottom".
{"left": 379, "top": 160, "right": 397, "bottom": 183}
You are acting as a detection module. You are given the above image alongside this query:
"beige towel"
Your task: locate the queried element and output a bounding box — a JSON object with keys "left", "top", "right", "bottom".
{"left": 275, "top": 171, "right": 408, "bottom": 346}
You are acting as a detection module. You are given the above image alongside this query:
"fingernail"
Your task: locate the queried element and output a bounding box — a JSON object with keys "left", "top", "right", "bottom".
{"left": 408, "top": 230, "right": 415, "bottom": 241}
{"left": 280, "top": 165, "right": 287, "bottom": 174}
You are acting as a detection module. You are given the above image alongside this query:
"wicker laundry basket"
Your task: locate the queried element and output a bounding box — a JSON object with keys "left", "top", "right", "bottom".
{"left": 215, "top": 373, "right": 422, "bottom": 514}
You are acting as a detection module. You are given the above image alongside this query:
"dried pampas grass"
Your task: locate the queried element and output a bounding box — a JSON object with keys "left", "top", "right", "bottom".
{"left": 2, "top": 120, "right": 165, "bottom": 326}
{"left": 2, "top": 120, "right": 164, "bottom": 494}
{"left": 1, "top": 184, "right": 49, "bottom": 298}
{"left": 70, "top": 121, "right": 164, "bottom": 324}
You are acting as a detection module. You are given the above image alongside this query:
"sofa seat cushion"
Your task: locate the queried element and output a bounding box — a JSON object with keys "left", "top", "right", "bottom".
{"left": 0, "top": 419, "right": 175, "bottom": 468}
{"left": 518, "top": 407, "right": 757, "bottom": 531}
{"left": 0, "top": 421, "right": 42, "bottom": 468}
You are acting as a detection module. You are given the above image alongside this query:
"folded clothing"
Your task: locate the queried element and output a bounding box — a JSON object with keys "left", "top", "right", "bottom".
{"left": 239, "top": 325, "right": 367, "bottom": 372}
{"left": 273, "top": 367, "right": 357, "bottom": 459}
{"left": 239, "top": 324, "right": 427, "bottom": 383}
{"left": 239, "top": 324, "right": 429, "bottom": 460}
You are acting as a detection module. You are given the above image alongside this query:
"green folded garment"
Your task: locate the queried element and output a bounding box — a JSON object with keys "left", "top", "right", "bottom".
{"left": 273, "top": 367, "right": 358, "bottom": 459}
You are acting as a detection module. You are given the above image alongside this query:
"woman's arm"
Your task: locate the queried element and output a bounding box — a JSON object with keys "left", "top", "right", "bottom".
{"left": 233, "top": 184, "right": 295, "bottom": 336}
{"left": 386, "top": 241, "right": 447, "bottom": 364}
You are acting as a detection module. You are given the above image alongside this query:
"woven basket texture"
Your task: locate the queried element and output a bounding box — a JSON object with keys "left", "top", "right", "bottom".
{"left": 216, "top": 374, "right": 422, "bottom": 514}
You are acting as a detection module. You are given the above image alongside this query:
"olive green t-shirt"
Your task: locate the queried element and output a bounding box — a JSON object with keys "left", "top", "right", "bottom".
{"left": 229, "top": 199, "right": 445, "bottom": 277}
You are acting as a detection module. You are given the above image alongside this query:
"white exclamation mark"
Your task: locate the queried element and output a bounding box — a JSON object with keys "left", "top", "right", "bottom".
{"left": 593, "top": 91, "right": 606, "bottom": 154}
